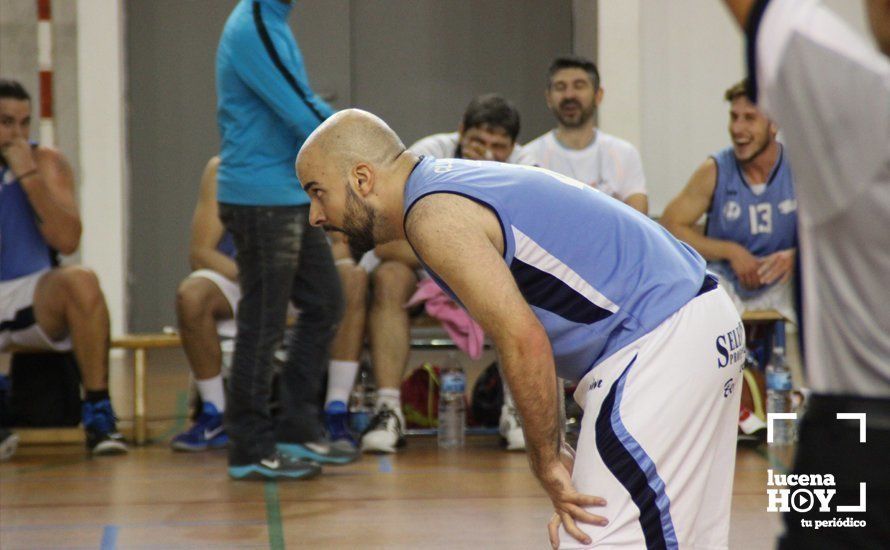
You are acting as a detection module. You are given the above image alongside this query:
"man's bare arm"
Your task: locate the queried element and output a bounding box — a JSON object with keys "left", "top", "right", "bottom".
{"left": 661, "top": 159, "right": 762, "bottom": 288}
{"left": 188, "top": 157, "right": 238, "bottom": 281}
{"left": 624, "top": 193, "right": 649, "bottom": 215}
{"left": 374, "top": 239, "right": 420, "bottom": 269}
{"left": 405, "top": 193, "right": 605, "bottom": 545}
{"left": 724, "top": 0, "right": 756, "bottom": 29}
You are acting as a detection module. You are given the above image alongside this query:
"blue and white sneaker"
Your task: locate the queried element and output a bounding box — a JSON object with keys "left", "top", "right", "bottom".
{"left": 82, "top": 399, "right": 128, "bottom": 456}
{"left": 324, "top": 400, "right": 358, "bottom": 452}
{"left": 228, "top": 451, "right": 321, "bottom": 481}
{"left": 171, "top": 402, "right": 229, "bottom": 452}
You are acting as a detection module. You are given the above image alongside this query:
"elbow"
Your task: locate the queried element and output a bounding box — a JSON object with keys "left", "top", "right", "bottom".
{"left": 512, "top": 322, "right": 552, "bottom": 362}
{"left": 660, "top": 216, "right": 682, "bottom": 237}
{"left": 54, "top": 224, "right": 82, "bottom": 255}
{"left": 188, "top": 250, "right": 203, "bottom": 271}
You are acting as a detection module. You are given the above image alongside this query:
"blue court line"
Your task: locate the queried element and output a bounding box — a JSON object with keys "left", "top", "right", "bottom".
{"left": 100, "top": 525, "right": 119, "bottom": 550}
{"left": 378, "top": 456, "right": 393, "bottom": 473}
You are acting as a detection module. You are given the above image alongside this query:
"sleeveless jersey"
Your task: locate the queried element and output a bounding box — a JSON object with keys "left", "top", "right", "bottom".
{"left": 0, "top": 164, "right": 52, "bottom": 281}
{"left": 403, "top": 157, "right": 707, "bottom": 381}
{"left": 705, "top": 146, "right": 797, "bottom": 299}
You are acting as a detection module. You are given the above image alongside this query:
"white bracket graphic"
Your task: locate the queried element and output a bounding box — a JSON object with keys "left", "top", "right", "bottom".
{"left": 836, "top": 413, "right": 867, "bottom": 443}
{"left": 766, "top": 413, "right": 797, "bottom": 443}
{"left": 836, "top": 483, "right": 867, "bottom": 512}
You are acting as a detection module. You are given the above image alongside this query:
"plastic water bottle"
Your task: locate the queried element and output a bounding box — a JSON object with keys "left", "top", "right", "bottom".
{"left": 349, "top": 362, "right": 375, "bottom": 434}
{"left": 765, "top": 346, "right": 793, "bottom": 445}
{"left": 438, "top": 353, "right": 466, "bottom": 449}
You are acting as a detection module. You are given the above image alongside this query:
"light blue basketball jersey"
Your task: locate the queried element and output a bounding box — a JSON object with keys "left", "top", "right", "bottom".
{"left": 705, "top": 146, "right": 797, "bottom": 300}
{"left": 0, "top": 164, "right": 53, "bottom": 281}
{"left": 403, "top": 157, "right": 708, "bottom": 381}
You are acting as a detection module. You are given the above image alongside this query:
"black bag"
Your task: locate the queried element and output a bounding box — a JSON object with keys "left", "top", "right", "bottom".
{"left": 469, "top": 362, "right": 504, "bottom": 427}
{"left": 8, "top": 352, "right": 82, "bottom": 427}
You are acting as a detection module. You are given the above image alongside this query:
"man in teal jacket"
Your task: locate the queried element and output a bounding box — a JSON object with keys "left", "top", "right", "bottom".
{"left": 216, "top": 0, "right": 354, "bottom": 480}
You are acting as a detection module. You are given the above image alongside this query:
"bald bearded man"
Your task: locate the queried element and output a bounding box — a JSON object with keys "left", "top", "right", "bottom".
{"left": 296, "top": 110, "right": 745, "bottom": 549}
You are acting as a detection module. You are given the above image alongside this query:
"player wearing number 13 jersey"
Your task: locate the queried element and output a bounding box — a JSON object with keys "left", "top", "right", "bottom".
{"left": 663, "top": 80, "right": 798, "bottom": 323}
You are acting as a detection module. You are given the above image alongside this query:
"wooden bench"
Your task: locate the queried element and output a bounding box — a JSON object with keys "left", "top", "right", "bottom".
{"left": 7, "top": 310, "right": 785, "bottom": 446}
{"left": 111, "top": 333, "right": 182, "bottom": 444}
{"left": 7, "top": 333, "right": 182, "bottom": 446}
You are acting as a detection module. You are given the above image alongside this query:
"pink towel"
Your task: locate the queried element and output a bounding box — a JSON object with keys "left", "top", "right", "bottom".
{"left": 406, "top": 278, "right": 486, "bottom": 360}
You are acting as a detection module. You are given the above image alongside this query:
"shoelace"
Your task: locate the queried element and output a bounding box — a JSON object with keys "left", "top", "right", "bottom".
{"left": 365, "top": 408, "right": 400, "bottom": 434}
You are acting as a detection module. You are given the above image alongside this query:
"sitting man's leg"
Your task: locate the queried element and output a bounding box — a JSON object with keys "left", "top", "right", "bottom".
{"left": 323, "top": 240, "right": 369, "bottom": 450}
{"left": 362, "top": 260, "right": 419, "bottom": 453}
{"left": 33, "top": 266, "right": 128, "bottom": 455}
{"left": 170, "top": 271, "right": 236, "bottom": 451}
{"left": 499, "top": 378, "right": 526, "bottom": 452}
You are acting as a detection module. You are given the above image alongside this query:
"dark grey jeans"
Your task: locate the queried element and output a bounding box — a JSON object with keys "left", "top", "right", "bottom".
{"left": 219, "top": 203, "right": 344, "bottom": 466}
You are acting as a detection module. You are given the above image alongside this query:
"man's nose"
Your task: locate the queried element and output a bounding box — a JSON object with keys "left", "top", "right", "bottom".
{"left": 309, "top": 203, "right": 325, "bottom": 227}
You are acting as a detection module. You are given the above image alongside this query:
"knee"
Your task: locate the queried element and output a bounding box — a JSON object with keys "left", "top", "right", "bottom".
{"left": 371, "top": 261, "right": 416, "bottom": 305}
{"left": 59, "top": 266, "right": 106, "bottom": 313}
{"left": 176, "top": 279, "right": 212, "bottom": 326}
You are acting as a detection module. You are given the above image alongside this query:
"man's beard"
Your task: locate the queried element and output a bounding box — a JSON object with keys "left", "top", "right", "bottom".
{"left": 340, "top": 185, "right": 378, "bottom": 259}
{"left": 554, "top": 99, "right": 595, "bottom": 128}
{"left": 734, "top": 133, "right": 771, "bottom": 165}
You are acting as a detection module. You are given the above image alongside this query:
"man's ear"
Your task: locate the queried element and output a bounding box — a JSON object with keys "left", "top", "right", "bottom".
{"left": 595, "top": 86, "right": 605, "bottom": 107}
{"left": 353, "top": 163, "right": 374, "bottom": 197}
{"left": 544, "top": 87, "right": 555, "bottom": 109}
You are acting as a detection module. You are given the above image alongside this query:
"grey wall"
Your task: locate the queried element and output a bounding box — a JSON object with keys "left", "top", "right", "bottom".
{"left": 349, "top": 0, "right": 572, "bottom": 145}
{"left": 0, "top": 0, "right": 80, "bottom": 209}
{"left": 126, "top": 0, "right": 574, "bottom": 331}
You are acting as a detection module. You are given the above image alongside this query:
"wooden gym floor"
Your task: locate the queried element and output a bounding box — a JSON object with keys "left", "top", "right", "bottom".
{"left": 0, "top": 348, "right": 788, "bottom": 549}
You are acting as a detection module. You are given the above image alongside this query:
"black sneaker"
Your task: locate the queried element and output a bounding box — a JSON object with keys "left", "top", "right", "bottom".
{"left": 0, "top": 428, "right": 19, "bottom": 462}
{"left": 228, "top": 450, "right": 322, "bottom": 481}
{"left": 360, "top": 406, "right": 406, "bottom": 454}
{"left": 82, "top": 399, "right": 129, "bottom": 456}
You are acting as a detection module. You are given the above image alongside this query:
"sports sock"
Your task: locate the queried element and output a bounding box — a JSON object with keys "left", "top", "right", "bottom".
{"left": 376, "top": 388, "right": 401, "bottom": 414}
{"left": 325, "top": 360, "right": 360, "bottom": 408}
{"left": 196, "top": 374, "right": 226, "bottom": 413}
{"left": 85, "top": 389, "right": 110, "bottom": 404}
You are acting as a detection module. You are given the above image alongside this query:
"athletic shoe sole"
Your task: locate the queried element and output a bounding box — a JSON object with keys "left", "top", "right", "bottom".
{"left": 0, "top": 433, "right": 20, "bottom": 461}
{"left": 276, "top": 443, "right": 359, "bottom": 465}
{"left": 171, "top": 437, "right": 230, "bottom": 453}
{"left": 92, "top": 440, "right": 129, "bottom": 456}
{"left": 228, "top": 463, "right": 321, "bottom": 481}
{"left": 360, "top": 436, "right": 406, "bottom": 454}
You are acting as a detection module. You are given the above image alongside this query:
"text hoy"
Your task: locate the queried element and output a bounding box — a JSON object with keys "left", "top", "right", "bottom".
{"left": 766, "top": 470, "right": 866, "bottom": 513}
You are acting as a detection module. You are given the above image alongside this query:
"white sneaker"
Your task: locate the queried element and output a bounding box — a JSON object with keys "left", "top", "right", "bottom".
{"left": 361, "top": 405, "right": 406, "bottom": 454}
{"left": 499, "top": 404, "right": 526, "bottom": 451}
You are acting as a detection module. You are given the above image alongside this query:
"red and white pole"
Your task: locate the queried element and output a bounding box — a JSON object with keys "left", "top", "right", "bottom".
{"left": 37, "top": 0, "right": 54, "bottom": 147}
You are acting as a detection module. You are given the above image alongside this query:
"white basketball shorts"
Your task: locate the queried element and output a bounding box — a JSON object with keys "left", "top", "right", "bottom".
{"left": 560, "top": 285, "right": 745, "bottom": 549}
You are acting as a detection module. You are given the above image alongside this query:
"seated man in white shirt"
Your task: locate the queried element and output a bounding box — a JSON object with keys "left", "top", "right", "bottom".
{"left": 524, "top": 56, "right": 649, "bottom": 215}
{"left": 355, "top": 94, "right": 531, "bottom": 454}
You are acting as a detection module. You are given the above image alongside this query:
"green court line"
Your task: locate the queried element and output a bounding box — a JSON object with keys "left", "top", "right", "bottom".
{"left": 264, "top": 481, "right": 285, "bottom": 550}
{"left": 152, "top": 390, "right": 189, "bottom": 442}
